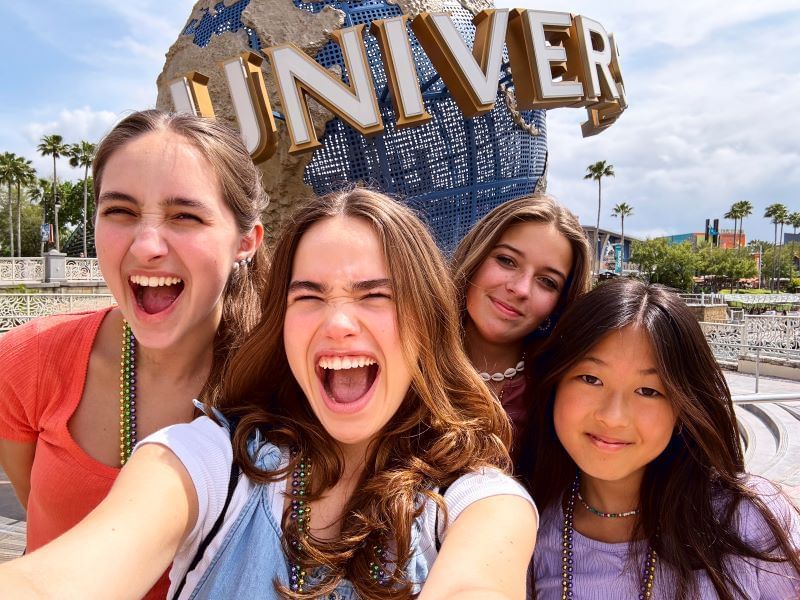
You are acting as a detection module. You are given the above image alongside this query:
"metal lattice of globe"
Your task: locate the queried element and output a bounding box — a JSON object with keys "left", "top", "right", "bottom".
{"left": 156, "top": 0, "right": 547, "bottom": 249}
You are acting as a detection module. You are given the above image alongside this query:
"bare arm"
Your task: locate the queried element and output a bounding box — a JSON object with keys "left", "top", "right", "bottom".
{"left": 0, "top": 443, "right": 198, "bottom": 599}
{"left": 419, "top": 494, "right": 537, "bottom": 600}
{"left": 0, "top": 439, "right": 36, "bottom": 509}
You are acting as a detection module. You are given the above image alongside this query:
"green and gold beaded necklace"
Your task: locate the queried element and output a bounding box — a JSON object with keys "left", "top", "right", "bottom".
{"left": 119, "top": 321, "right": 137, "bottom": 466}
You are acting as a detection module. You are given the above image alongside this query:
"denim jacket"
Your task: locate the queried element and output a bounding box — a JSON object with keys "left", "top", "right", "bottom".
{"left": 180, "top": 410, "right": 431, "bottom": 599}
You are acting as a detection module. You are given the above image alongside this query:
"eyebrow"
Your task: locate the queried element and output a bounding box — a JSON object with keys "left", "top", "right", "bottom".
{"left": 287, "top": 278, "right": 392, "bottom": 295}
{"left": 494, "top": 242, "right": 568, "bottom": 282}
{"left": 581, "top": 356, "right": 659, "bottom": 375}
{"left": 97, "top": 192, "right": 211, "bottom": 212}
{"left": 97, "top": 191, "right": 136, "bottom": 205}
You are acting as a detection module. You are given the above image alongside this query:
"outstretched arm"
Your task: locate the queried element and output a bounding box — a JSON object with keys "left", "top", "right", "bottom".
{"left": 0, "top": 442, "right": 197, "bottom": 599}
{"left": 420, "top": 494, "right": 537, "bottom": 600}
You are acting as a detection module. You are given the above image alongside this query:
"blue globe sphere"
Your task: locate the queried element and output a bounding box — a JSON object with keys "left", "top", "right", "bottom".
{"left": 182, "top": 0, "right": 547, "bottom": 249}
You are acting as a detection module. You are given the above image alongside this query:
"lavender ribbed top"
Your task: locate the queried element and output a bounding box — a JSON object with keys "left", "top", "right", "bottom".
{"left": 532, "top": 478, "right": 800, "bottom": 599}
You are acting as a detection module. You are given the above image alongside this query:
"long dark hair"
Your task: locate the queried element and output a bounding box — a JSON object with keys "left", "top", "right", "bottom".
{"left": 214, "top": 188, "right": 511, "bottom": 599}
{"left": 522, "top": 278, "right": 800, "bottom": 599}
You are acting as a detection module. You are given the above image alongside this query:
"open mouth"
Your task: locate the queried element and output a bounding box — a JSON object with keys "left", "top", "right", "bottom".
{"left": 317, "top": 356, "right": 379, "bottom": 406}
{"left": 129, "top": 275, "right": 185, "bottom": 315}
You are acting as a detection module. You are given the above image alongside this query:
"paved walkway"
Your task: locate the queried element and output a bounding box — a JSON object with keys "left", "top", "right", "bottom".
{"left": 0, "top": 372, "right": 797, "bottom": 564}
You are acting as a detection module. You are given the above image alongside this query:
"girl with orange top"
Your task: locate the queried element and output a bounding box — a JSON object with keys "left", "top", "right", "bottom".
{"left": 450, "top": 195, "right": 591, "bottom": 451}
{"left": 0, "top": 110, "right": 266, "bottom": 599}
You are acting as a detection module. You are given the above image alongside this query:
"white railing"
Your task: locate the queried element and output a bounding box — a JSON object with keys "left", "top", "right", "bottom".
{"left": 64, "top": 258, "right": 104, "bottom": 282}
{"left": 723, "top": 293, "right": 800, "bottom": 307}
{"left": 0, "top": 294, "right": 116, "bottom": 332}
{"left": 0, "top": 258, "right": 44, "bottom": 284}
{"left": 680, "top": 293, "right": 726, "bottom": 306}
{"left": 701, "top": 316, "right": 800, "bottom": 362}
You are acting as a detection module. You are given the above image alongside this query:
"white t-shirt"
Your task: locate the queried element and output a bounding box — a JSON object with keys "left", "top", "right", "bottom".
{"left": 140, "top": 416, "right": 537, "bottom": 598}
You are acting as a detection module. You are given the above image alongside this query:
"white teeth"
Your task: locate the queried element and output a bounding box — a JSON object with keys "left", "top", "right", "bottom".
{"left": 130, "top": 275, "right": 183, "bottom": 287}
{"left": 318, "top": 356, "right": 376, "bottom": 370}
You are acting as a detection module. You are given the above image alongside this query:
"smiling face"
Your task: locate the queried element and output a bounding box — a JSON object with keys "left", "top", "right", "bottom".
{"left": 283, "top": 216, "right": 414, "bottom": 454}
{"left": 465, "top": 221, "right": 573, "bottom": 347}
{"left": 553, "top": 325, "right": 677, "bottom": 494}
{"left": 95, "top": 129, "right": 259, "bottom": 349}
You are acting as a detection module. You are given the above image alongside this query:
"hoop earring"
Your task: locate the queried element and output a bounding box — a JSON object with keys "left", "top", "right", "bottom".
{"left": 535, "top": 316, "right": 553, "bottom": 336}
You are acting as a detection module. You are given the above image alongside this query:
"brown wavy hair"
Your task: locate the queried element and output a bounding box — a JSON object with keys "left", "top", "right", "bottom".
{"left": 450, "top": 193, "right": 591, "bottom": 338}
{"left": 521, "top": 278, "right": 800, "bottom": 599}
{"left": 214, "top": 187, "right": 512, "bottom": 599}
{"left": 92, "top": 109, "right": 269, "bottom": 402}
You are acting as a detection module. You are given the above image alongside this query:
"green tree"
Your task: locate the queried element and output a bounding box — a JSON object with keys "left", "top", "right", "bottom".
{"left": 764, "top": 203, "right": 788, "bottom": 290}
{"left": 584, "top": 160, "right": 615, "bottom": 275}
{"left": 611, "top": 202, "right": 633, "bottom": 257}
{"left": 724, "top": 204, "right": 738, "bottom": 248}
{"left": 37, "top": 134, "right": 69, "bottom": 251}
{"left": 0, "top": 152, "right": 17, "bottom": 255}
{"left": 13, "top": 157, "right": 35, "bottom": 256}
{"left": 733, "top": 200, "right": 753, "bottom": 248}
{"left": 69, "top": 141, "right": 96, "bottom": 257}
{"left": 696, "top": 243, "right": 757, "bottom": 291}
{"left": 631, "top": 238, "right": 697, "bottom": 291}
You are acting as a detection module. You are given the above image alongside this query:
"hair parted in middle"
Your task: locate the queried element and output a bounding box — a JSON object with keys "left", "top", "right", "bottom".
{"left": 214, "top": 186, "right": 512, "bottom": 599}
{"left": 521, "top": 277, "right": 800, "bottom": 600}
{"left": 92, "top": 109, "right": 270, "bottom": 403}
{"left": 450, "top": 193, "right": 591, "bottom": 332}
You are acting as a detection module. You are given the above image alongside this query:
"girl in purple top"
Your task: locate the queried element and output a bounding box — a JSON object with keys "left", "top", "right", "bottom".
{"left": 522, "top": 278, "right": 800, "bottom": 599}
{"left": 451, "top": 195, "right": 590, "bottom": 451}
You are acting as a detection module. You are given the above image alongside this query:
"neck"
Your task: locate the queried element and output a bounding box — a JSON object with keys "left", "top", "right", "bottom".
{"left": 580, "top": 471, "right": 642, "bottom": 514}
{"left": 337, "top": 440, "right": 369, "bottom": 482}
{"left": 463, "top": 321, "right": 523, "bottom": 374}
{"left": 134, "top": 312, "right": 218, "bottom": 386}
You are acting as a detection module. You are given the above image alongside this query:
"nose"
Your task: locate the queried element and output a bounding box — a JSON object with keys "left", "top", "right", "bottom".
{"left": 129, "top": 224, "right": 168, "bottom": 262}
{"left": 594, "top": 389, "right": 630, "bottom": 429}
{"left": 505, "top": 270, "right": 532, "bottom": 298}
{"left": 322, "top": 300, "right": 361, "bottom": 340}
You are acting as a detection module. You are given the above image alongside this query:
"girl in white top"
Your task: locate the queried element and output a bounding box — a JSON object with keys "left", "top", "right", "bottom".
{"left": 0, "top": 188, "right": 537, "bottom": 600}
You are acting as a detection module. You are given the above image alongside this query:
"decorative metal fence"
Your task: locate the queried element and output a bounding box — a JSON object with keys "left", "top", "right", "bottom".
{"left": 64, "top": 258, "right": 104, "bottom": 282}
{"left": 0, "top": 294, "right": 115, "bottom": 332}
{"left": 701, "top": 315, "right": 800, "bottom": 363}
{"left": 0, "top": 258, "right": 44, "bottom": 284}
{"left": 0, "top": 257, "right": 105, "bottom": 285}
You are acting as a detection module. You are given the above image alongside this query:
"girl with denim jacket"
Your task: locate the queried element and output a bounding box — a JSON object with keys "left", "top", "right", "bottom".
{"left": 0, "top": 188, "right": 537, "bottom": 600}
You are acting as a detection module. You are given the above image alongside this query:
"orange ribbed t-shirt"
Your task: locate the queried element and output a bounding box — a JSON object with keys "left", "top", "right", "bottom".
{"left": 0, "top": 309, "right": 170, "bottom": 599}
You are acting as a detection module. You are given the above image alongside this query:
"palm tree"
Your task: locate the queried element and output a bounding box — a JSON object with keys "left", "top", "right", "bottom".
{"left": 724, "top": 204, "right": 739, "bottom": 248}
{"left": 789, "top": 212, "right": 800, "bottom": 273}
{"left": 69, "top": 141, "right": 96, "bottom": 257}
{"left": 611, "top": 202, "right": 633, "bottom": 263}
{"left": 37, "top": 134, "right": 68, "bottom": 251}
{"left": 733, "top": 200, "right": 753, "bottom": 249}
{"left": 13, "top": 157, "right": 36, "bottom": 256}
{"left": 584, "top": 160, "right": 615, "bottom": 274}
{"left": 0, "top": 152, "right": 17, "bottom": 256}
{"left": 764, "top": 203, "right": 788, "bottom": 290}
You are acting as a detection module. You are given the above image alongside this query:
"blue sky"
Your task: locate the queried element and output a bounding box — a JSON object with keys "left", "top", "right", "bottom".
{"left": 1, "top": 0, "right": 799, "bottom": 242}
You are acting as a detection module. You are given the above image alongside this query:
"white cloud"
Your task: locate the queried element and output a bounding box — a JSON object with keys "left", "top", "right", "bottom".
{"left": 22, "top": 107, "right": 119, "bottom": 180}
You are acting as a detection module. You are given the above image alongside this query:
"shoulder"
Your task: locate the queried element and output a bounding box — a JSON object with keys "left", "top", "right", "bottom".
{"left": 0, "top": 308, "right": 109, "bottom": 359}
{"left": 727, "top": 476, "right": 800, "bottom": 549}
{"left": 418, "top": 468, "right": 537, "bottom": 549}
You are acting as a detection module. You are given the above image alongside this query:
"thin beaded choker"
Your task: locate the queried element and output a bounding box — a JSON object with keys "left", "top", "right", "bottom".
{"left": 119, "top": 321, "right": 137, "bottom": 466}
{"left": 577, "top": 489, "right": 640, "bottom": 519}
{"left": 288, "top": 451, "right": 389, "bottom": 593}
{"left": 562, "top": 477, "right": 657, "bottom": 599}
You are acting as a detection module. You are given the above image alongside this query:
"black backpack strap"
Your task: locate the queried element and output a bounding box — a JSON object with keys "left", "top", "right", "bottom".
{"left": 171, "top": 417, "right": 241, "bottom": 600}
{"left": 434, "top": 482, "right": 451, "bottom": 552}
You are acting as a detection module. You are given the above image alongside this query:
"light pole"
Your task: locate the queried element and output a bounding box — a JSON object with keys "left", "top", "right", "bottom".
{"left": 54, "top": 198, "right": 61, "bottom": 252}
